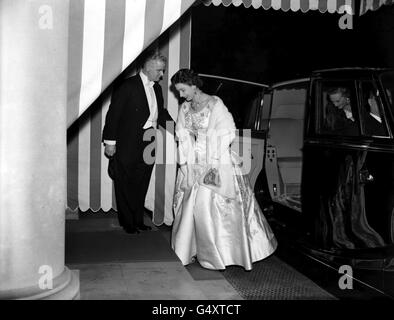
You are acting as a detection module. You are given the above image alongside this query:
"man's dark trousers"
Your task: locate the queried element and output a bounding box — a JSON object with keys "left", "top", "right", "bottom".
{"left": 112, "top": 130, "right": 155, "bottom": 230}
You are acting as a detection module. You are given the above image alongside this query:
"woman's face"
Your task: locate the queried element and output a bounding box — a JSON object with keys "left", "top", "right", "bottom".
{"left": 175, "top": 83, "right": 196, "bottom": 101}
{"left": 329, "top": 92, "right": 348, "bottom": 110}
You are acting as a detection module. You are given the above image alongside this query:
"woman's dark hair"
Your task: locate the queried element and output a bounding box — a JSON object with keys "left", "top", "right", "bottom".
{"left": 171, "top": 69, "right": 203, "bottom": 88}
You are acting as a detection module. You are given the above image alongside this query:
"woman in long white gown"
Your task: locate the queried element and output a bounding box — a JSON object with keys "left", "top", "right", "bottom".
{"left": 171, "top": 69, "right": 277, "bottom": 271}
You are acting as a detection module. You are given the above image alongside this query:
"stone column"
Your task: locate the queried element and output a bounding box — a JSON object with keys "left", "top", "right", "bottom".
{"left": 0, "top": 0, "right": 79, "bottom": 299}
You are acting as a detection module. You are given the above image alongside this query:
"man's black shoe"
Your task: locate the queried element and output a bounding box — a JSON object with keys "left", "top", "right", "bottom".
{"left": 137, "top": 224, "right": 152, "bottom": 231}
{"left": 124, "top": 227, "right": 140, "bottom": 234}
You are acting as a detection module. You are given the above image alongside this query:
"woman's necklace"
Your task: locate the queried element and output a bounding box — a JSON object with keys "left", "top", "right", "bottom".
{"left": 191, "top": 95, "right": 209, "bottom": 112}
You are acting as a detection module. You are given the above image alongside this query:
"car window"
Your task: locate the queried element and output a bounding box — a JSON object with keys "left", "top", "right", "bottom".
{"left": 200, "top": 76, "right": 265, "bottom": 129}
{"left": 359, "top": 81, "right": 389, "bottom": 137}
{"left": 270, "top": 84, "right": 307, "bottom": 121}
{"left": 267, "top": 83, "right": 307, "bottom": 161}
{"left": 318, "top": 81, "right": 360, "bottom": 136}
{"left": 381, "top": 71, "right": 394, "bottom": 115}
{"left": 243, "top": 91, "right": 264, "bottom": 130}
{"left": 256, "top": 92, "right": 272, "bottom": 131}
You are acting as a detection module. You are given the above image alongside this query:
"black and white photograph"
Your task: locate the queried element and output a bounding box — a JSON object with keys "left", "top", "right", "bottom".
{"left": 1, "top": 0, "right": 394, "bottom": 308}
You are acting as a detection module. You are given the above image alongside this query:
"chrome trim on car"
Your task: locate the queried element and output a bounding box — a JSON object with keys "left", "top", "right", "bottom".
{"left": 198, "top": 73, "right": 269, "bottom": 88}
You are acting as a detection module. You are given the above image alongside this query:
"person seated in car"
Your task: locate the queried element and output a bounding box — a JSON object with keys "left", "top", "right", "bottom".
{"left": 363, "top": 91, "right": 387, "bottom": 136}
{"left": 324, "top": 87, "right": 358, "bottom": 135}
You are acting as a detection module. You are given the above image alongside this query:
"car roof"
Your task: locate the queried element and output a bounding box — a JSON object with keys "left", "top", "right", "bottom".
{"left": 198, "top": 68, "right": 394, "bottom": 91}
{"left": 312, "top": 67, "right": 394, "bottom": 77}
{"left": 270, "top": 68, "right": 394, "bottom": 88}
{"left": 198, "top": 73, "right": 269, "bottom": 88}
{"left": 271, "top": 78, "right": 311, "bottom": 89}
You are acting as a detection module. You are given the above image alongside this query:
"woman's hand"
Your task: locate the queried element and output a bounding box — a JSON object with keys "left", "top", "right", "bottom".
{"left": 203, "top": 166, "right": 221, "bottom": 187}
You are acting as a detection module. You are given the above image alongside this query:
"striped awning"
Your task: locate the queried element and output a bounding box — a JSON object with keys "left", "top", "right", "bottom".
{"left": 67, "top": 0, "right": 196, "bottom": 129}
{"left": 202, "top": 0, "right": 355, "bottom": 14}
{"left": 360, "top": 0, "right": 394, "bottom": 15}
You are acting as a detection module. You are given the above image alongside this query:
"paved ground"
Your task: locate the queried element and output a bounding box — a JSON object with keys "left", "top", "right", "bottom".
{"left": 65, "top": 214, "right": 335, "bottom": 300}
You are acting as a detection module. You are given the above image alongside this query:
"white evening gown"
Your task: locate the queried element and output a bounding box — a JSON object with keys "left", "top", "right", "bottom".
{"left": 171, "top": 97, "right": 277, "bottom": 270}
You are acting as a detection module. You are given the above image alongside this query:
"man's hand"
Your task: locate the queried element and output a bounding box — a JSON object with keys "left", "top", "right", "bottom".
{"left": 104, "top": 144, "right": 116, "bottom": 158}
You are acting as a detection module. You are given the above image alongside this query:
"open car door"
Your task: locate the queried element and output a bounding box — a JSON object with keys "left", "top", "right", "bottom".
{"left": 198, "top": 74, "right": 269, "bottom": 190}
{"left": 263, "top": 79, "right": 310, "bottom": 213}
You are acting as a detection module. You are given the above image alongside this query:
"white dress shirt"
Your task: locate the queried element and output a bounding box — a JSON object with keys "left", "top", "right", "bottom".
{"left": 370, "top": 112, "right": 382, "bottom": 123}
{"left": 139, "top": 71, "right": 158, "bottom": 129}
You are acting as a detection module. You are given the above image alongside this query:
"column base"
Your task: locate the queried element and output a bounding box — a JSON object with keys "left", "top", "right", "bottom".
{"left": 42, "top": 268, "right": 80, "bottom": 300}
{"left": 0, "top": 267, "right": 80, "bottom": 300}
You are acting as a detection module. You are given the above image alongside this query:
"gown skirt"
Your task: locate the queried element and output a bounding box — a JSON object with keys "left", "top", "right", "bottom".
{"left": 171, "top": 154, "right": 277, "bottom": 271}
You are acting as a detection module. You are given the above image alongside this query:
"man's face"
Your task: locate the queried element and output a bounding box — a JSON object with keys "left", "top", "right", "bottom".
{"left": 144, "top": 59, "right": 166, "bottom": 82}
{"left": 329, "top": 92, "right": 348, "bottom": 110}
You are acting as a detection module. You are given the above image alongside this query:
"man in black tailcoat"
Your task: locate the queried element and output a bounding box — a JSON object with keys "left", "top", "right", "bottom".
{"left": 103, "top": 51, "right": 173, "bottom": 234}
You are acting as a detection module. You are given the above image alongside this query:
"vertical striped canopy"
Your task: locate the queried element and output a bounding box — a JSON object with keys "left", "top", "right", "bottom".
{"left": 67, "top": 0, "right": 196, "bottom": 129}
